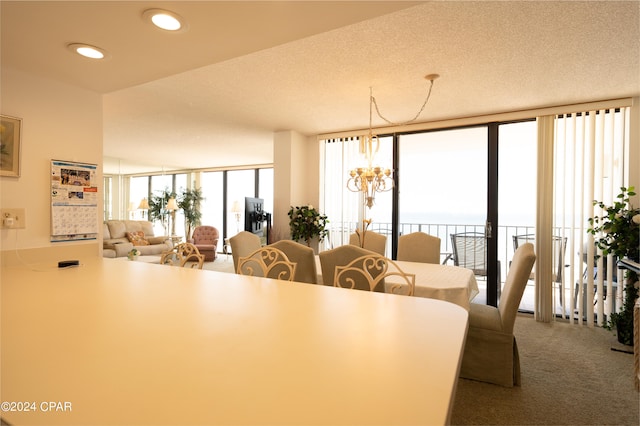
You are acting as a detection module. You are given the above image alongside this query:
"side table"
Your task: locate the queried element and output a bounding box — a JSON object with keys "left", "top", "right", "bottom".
{"left": 223, "top": 238, "right": 232, "bottom": 262}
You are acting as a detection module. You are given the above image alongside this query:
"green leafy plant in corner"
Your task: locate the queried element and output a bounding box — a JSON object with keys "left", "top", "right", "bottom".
{"left": 588, "top": 186, "right": 640, "bottom": 345}
{"left": 288, "top": 205, "right": 329, "bottom": 247}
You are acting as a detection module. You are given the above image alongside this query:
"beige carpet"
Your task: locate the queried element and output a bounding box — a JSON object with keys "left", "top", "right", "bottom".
{"left": 452, "top": 314, "right": 640, "bottom": 425}
{"left": 202, "top": 257, "right": 235, "bottom": 273}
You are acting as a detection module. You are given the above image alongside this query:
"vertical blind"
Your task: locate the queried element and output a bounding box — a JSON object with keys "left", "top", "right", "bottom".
{"left": 548, "top": 107, "right": 630, "bottom": 326}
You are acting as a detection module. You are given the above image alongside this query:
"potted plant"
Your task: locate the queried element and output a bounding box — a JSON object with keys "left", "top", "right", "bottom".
{"left": 588, "top": 186, "right": 640, "bottom": 345}
{"left": 149, "top": 187, "right": 205, "bottom": 240}
{"left": 127, "top": 248, "right": 140, "bottom": 261}
{"left": 149, "top": 189, "right": 176, "bottom": 235}
{"left": 178, "top": 187, "right": 204, "bottom": 241}
{"left": 288, "top": 205, "right": 329, "bottom": 247}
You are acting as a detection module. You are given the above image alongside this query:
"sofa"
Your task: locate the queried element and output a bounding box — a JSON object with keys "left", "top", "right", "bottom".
{"left": 103, "top": 220, "right": 173, "bottom": 258}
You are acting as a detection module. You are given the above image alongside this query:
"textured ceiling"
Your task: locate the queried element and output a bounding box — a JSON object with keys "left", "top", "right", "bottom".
{"left": 2, "top": 1, "right": 639, "bottom": 174}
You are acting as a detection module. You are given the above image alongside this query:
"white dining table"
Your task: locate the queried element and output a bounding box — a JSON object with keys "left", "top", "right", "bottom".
{"left": 316, "top": 257, "right": 479, "bottom": 311}
{"left": 1, "top": 258, "right": 468, "bottom": 426}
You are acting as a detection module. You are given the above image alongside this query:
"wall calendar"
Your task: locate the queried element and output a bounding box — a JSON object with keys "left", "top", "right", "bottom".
{"left": 50, "top": 160, "right": 99, "bottom": 242}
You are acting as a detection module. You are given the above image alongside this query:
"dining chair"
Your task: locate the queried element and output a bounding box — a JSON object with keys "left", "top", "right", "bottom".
{"left": 160, "top": 242, "right": 205, "bottom": 269}
{"left": 334, "top": 254, "right": 416, "bottom": 296}
{"left": 397, "top": 231, "right": 441, "bottom": 264}
{"left": 513, "top": 234, "right": 567, "bottom": 307}
{"left": 459, "top": 242, "right": 535, "bottom": 387}
{"left": 236, "top": 246, "right": 297, "bottom": 281}
{"left": 269, "top": 240, "right": 318, "bottom": 284}
{"left": 229, "top": 231, "right": 262, "bottom": 272}
{"left": 319, "top": 245, "right": 415, "bottom": 295}
{"left": 348, "top": 231, "right": 387, "bottom": 256}
{"left": 319, "top": 245, "right": 379, "bottom": 288}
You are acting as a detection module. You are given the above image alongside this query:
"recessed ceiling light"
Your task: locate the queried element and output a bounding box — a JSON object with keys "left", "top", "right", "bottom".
{"left": 143, "top": 9, "right": 188, "bottom": 32}
{"left": 67, "top": 43, "right": 110, "bottom": 60}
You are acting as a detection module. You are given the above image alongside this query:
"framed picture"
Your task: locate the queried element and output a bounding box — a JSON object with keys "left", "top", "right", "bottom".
{"left": 0, "top": 114, "right": 22, "bottom": 177}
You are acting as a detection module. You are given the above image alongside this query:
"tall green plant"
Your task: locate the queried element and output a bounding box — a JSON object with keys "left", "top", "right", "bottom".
{"left": 588, "top": 186, "right": 640, "bottom": 345}
{"left": 148, "top": 189, "right": 176, "bottom": 234}
{"left": 179, "top": 187, "right": 204, "bottom": 240}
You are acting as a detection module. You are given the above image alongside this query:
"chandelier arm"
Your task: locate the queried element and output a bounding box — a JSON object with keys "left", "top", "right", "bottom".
{"left": 371, "top": 78, "right": 435, "bottom": 126}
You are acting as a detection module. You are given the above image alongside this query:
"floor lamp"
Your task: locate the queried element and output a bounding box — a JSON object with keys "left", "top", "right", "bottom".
{"left": 166, "top": 197, "right": 178, "bottom": 237}
{"left": 138, "top": 197, "right": 149, "bottom": 219}
{"left": 231, "top": 201, "right": 241, "bottom": 233}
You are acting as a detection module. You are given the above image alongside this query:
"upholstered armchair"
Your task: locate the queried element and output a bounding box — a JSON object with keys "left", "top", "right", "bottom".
{"left": 189, "top": 226, "right": 219, "bottom": 261}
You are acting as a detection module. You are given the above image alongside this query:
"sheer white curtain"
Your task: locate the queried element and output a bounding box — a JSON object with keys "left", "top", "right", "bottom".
{"left": 540, "top": 107, "right": 630, "bottom": 325}
{"left": 320, "top": 137, "right": 363, "bottom": 250}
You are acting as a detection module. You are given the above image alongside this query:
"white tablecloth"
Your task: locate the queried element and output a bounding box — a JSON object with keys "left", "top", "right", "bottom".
{"left": 316, "top": 257, "right": 479, "bottom": 310}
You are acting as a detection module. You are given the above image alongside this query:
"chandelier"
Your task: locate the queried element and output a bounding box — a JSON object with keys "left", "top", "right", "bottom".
{"left": 346, "top": 74, "right": 439, "bottom": 209}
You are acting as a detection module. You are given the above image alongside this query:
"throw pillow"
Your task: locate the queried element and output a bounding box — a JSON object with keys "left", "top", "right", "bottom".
{"left": 146, "top": 236, "right": 167, "bottom": 245}
{"left": 126, "top": 231, "right": 150, "bottom": 246}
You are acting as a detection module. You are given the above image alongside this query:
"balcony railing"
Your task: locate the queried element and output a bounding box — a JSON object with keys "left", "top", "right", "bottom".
{"left": 326, "top": 221, "right": 534, "bottom": 276}
{"left": 325, "top": 221, "right": 616, "bottom": 317}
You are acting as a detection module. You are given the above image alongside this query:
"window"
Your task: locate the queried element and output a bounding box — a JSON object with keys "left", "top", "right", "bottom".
{"left": 108, "top": 167, "right": 274, "bottom": 248}
{"left": 130, "top": 176, "right": 149, "bottom": 220}
{"left": 323, "top": 121, "right": 536, "bottom": 306}
{"left": 103, "top": 175, "right": 112, "bottom": 220}
{"left": 201, "top": 171, "right": 224, "bottom": 232}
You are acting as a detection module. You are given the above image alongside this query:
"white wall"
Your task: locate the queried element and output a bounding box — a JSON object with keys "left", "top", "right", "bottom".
{"left": 0, "top": 67, "right": 103, "bottom": 265}
{"left": 273, "top": 130, "right": 319, "bottom": 243}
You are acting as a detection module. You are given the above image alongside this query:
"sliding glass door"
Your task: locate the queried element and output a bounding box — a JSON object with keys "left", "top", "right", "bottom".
{"left": 397, "top": 127, "right": 488, "bottom": 246}
{"left": 322, "top": 120, "right": 537, "bottom": 307}
{"left": 497, "top": 121, "right": 537, "bottom": 310}
{"left": 397, "top": 127, "right": 497, "bottom": 304}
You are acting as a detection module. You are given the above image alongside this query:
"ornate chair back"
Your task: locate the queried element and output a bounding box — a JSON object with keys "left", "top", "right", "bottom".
{"left": 237, "top": 247, "right": 297, "bottom": 281}
{"left": 160, "top": 242, "right": 205, "bottom": 269}
{"left": 334, "top": 254, "right": 415, "bottom": 295}
{"left": 229, "top": 231, "right": 262, "bottom": 272}
{"left": 319, "top": 245, "right": 415, "bottom": 295}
